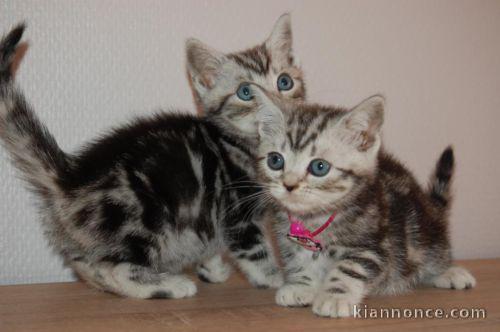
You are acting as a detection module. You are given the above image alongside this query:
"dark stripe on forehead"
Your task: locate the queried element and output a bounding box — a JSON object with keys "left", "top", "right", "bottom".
{"left": 310, "top": 144, "right": 317, "bottom": 156}
{"left": 286, "top": 131, "right": 294, "bottom": 149}
{"left": 228, "top": 44, "right": 269, "bottom": 75}
{"left": 317, "top": 111, "right": 341, "bottom": 132}
{"left": 288, "top": 110, "right": 317, "bottom": 151}
{"left": 294, "top": 111, "right": 318, "bottom": 149}
{"left": 281, "top": 140, "right": 287, "bottom": 150}
{"left": 286, "top": 107, "right": 344, "bottom": 152}
{"left": 286, "top": 109, "right": 297, "bottom": 126}
{"left": 298, "top": 132, "right": 318, "bottom": 151}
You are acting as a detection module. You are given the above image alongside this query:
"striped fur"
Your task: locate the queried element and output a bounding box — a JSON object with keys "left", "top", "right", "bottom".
{"left": 186, "top": 14, "right": 305, "bottom": 117}
{"left": 0, "top": 16, "right": 304, "bottom": 299}
{"left": 249, "top": 88, "right": 476, "bottom": 318}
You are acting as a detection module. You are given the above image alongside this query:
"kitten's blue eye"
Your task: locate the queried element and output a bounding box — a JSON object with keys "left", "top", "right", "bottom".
{"left": 308, "top": 159, "right": 331, "bottom": 177}
{"left": 236, "top": 83, "right": 253, "bottom": 101}
{"left": 277, "top": 73, "right": 294, "bottom": 91}
{"left": 267, "top": 152, "right": 285, "bottom": 170}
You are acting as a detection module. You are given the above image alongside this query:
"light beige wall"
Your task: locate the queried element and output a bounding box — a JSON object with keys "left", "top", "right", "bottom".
{"left": 0, "top": 0, "right": 499, "bottom": 284}
{"left": 294, "top": 0, "right": 500, "bottom": 260}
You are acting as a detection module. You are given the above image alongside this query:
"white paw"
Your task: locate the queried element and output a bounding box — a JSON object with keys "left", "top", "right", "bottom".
{"left": 197, "top": 259, "right": 232, "bottom": 283}
{"left": 432, "top": 266, "right": 476, "bottom": 290}
{"left": 312, "top": 293, "right": 359, "bottom": 318}
{"left": 170, "top": 276, "right": 198, "bottom": 298}
{"left": 276, "top": 284, "right": 315, "bottom": 307}
{"left": 159, "top": 276, "right": 197, "bottom": 299}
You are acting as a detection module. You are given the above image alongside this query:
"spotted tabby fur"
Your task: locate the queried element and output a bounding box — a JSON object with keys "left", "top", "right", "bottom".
{"left": 249, "top": 87, "right": 476, "bottom": 318}
{"left": 0, "top": 15, "right": 304, "bottom": 298}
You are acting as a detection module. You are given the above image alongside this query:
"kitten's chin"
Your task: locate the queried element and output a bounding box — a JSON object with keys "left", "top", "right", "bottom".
{"left": 275, "top": 199, "right": 328, "bottom": 217}
{"left": 269, "top": 191, "right": 342, "bottom": 217}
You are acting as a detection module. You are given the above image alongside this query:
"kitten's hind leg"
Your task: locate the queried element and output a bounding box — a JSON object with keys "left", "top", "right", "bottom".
{"left": 431, "top": 265, "right": 476, "bottom": 290}
{"left": 197, "top": 254, "right": 232, "bottom": 283}
{"left": 72, "top": 261, "right": 197, "bottom": 299}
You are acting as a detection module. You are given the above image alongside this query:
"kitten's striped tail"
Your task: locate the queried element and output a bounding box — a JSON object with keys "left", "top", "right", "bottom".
{"left": 428, "top": 146, "right": 454, "bottom": 216}
{"left": 0, "top": 24, "right": 69, "bottom": 197}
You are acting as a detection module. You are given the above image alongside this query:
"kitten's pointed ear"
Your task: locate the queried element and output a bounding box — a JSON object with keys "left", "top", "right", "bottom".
{"left": 186, "top": 38, "right": 226, "bottom": 89}
{"left": 251, "top": 85, "right": 285, "bottom": 139}
{"left": 265, "top": 13, "right": 293, "bottom": 67}
{"left": 340, "top": 95, "right": 385, "bottom": 151}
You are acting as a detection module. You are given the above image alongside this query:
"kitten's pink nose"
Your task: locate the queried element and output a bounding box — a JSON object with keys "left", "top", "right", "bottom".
{"left": 283, "top": 173, "right": 300, "bottom": 192}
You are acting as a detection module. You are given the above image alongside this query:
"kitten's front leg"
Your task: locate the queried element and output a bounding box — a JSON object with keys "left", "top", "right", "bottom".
{"left": 197, "top": 254, "right": 232, "bottom": 283}
{"left": 313, "top": 251, "right": 382, "bottom": 318}
{"left": 276, "top": 249, "right": 322, "bottom": 307}
{"left": 227, "top": 221, "right": 283, "bottom": 289}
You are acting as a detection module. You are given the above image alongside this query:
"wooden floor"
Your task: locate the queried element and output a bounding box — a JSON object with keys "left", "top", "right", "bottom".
{"left": 0, "top": 259, "right": 499, "bottom": 332}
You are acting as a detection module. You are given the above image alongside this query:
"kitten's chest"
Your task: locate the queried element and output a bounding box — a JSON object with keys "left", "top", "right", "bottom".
{"left": 306, "top": 212, "right": 369, "bottom": 250}
{"left": 301, "top": 214, "right": 341, "bottom": 247}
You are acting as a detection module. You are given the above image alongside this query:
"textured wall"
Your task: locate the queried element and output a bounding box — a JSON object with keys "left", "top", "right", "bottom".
{"left": 1, "top": 0, "right": 499, "bottom": 285}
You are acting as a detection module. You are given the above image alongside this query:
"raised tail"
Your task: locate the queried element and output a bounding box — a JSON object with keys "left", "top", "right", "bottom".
{"left": 428, "top": 146, "right": 454, "bottom": 216}
{"left": 0, "top": 24, "right": 69, "bottom": 196}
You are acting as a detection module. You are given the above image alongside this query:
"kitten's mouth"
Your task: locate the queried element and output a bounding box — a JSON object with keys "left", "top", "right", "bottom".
{"left": 268, "top": 189, "right": 327, "bottom": 217}
{"left": 278, "top": 200, "right": 317, "bottom": 218}
{"left": 278, "top": 195, "right": 337, "bottom": 218}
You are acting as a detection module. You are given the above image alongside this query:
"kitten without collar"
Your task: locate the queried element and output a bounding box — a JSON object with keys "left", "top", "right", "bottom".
{"left": 0, "top": 15, "right": 304, "bottom": 298}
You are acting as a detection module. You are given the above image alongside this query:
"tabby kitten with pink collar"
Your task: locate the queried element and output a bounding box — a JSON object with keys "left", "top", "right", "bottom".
{"left": 248, "top": 86, "right": 476, "bottom": 318}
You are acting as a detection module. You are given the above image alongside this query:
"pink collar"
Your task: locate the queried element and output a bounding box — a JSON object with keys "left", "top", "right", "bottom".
{"left": 287, "top": 212, "right": 337, "bottom": 252}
